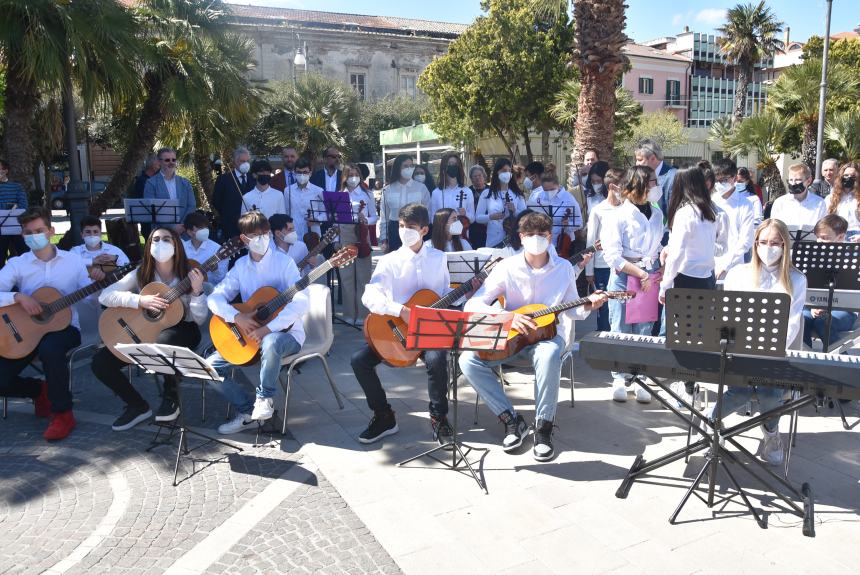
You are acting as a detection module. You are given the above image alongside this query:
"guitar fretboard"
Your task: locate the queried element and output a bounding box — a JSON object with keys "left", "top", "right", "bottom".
{"left": 255, "top": 261, "right": 334, "bottom": 320}
{"left": 163, "top": 251, "right": 225, "bottom": 303}
{"left": 43, "top": 266, "right": 133, "bottom": 315}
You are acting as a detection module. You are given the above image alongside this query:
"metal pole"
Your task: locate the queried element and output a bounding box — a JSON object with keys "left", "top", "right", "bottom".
{"left": 62, "top": 69, "right": 86, "bottom": 245}
{"left": 813, "top": 0, "right": 833, "bottom": 184}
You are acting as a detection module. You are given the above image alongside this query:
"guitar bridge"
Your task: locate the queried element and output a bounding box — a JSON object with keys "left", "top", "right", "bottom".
{"left": 229, "top": 324, "right": 247, "bottom": 347}
{"left": 117, "top": 318, "right": 142, "bottom": 344}
{"left": 2, "top": 313, "right": 23, "bottom": 343}
{"left": 387, "top": 319, "right": 407, "bottom": 348}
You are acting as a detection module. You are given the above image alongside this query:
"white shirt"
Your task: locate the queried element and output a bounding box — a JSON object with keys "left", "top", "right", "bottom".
{"left": 660, "top": 203, "right": 729, "bottom": 296}
{"left": 723, "top": 263, "right": 807, "bottom": 350}
{"left": 826, "top": 193, "right": 860, "bottom": 231}
{"left": 324, "top": 170, "right": 339, "bottom": 192}
{"left": 182, "top": 238, "right": 228, "bottom": 285}
{"left": 445, "top": 238, "right": 473, "bottom": 252}
{"left": 208, "top": 247, "right": 308, "bottom": 344}
{"left": 585, "top": 199, "right": 618, "bottom": 274}
{"left": 476, "top": 188, "right": 527, "bottom": 248}
{"left": 379, "top": 180, "right": 432, "bottom": 239}
{"left": 600, "top": 200, "right": 664, "bottom": 272}
{"left": 99, "top": 268, "right": 208, "bottom": 325}
{"left": 712, "top": 189, "right": 756, "bottom": 274}
{"left": 465, "top": 251, "right": 590, "bottom": 348}
{"left": 770, "top": 191, "right": 827, "bottom": 229}
{"left": 347, "top": 187, "right": 378, "bottom": 226}
{"left": 362, "top": 243, "right": 450, "bottom": 317}
{"left": 430, "top": 187, "right": 476, "bottom": 225}
{"left": 241, "top": 186, "right": 286, "bottom": 219}
{"left": 0, "top": 249, "right": 93, "bottom": 329}
{"left": 69, "top": 242, "right": 130, "bottom": 267}
{"left": 285, "top": 182, "right": 324, "bottom": 239}
{"left": 163, "top": 173, "right": 177, "bottom": 200}
{"left": 527, "top": 188, "right": 583, "bottom": 245}
{"left": 736, "top": 186, "right": 763, "bottom": 226}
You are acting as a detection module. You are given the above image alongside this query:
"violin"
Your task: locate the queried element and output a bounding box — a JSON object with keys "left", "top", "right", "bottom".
{"left": 356, "top": 200, "right": 372, "bottom": 258}
{"left": 456, "top": 189, "right": 471, "bottom": 238}
{"left": 502, "top": 191, "right": 517, "bottom": 237}
{"left": 556, "top": 207, "right": 573, "bottom": 259}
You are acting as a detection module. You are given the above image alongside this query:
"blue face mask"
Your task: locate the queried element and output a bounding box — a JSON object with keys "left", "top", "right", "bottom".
{"left": 24, "top": 232, "right": 50, "bottom": 251}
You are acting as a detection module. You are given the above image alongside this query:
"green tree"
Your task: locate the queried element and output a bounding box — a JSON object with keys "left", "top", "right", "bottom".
{"left": 727, "top": 111, "right": 786, "bottom": 200}
{"left": 348, "top": 95, "right": 427, "bottom": 162}
{"left": 825, "top": 110, "right": 860, "bottom": 162}
{"left": 418, "top": 0, "right": 573, "bottom": 162}
{"left": 708, "top": 115, "right": 734, "bottom": 152}
{"left": 717, "top": 1, "right": 784, "bottom": 127}
{"left": 619, "top": 111, "right": 687, "bottom": 166}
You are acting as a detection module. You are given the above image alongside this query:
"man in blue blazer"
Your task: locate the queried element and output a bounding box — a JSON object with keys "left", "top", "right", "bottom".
{"left": 143, "top": 147, "right": 197, "bottom": 235}
{"left": 310, "top": 146, "right": 342, "bottom": 192}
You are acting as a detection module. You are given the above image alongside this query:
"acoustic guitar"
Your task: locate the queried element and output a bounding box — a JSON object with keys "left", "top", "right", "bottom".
{"left": 364, "top": 257, "right": 503, "bottom": 368}
{"left": 99, "top": 238, "right": 243, "bottom": 361}
{"left": 0, "top": 263, "right": 137, "bottom": 359}
{"left": 298, "top": 225, "right": 339, "bottom": 270}
{"left": 476, "top": 290, "right": 635, "bottom": 361}
{"left": 210, "top": 246, "right": 357, "bottom": 365}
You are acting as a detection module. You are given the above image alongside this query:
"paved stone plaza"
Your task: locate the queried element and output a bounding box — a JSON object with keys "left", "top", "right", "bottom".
{"left": 1, "top": 311, "right": 859, "bottom": 574}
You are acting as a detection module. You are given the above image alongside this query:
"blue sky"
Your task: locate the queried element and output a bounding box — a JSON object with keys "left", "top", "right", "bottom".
{"left": 227, "top": 0, "right": 857, "bottom": 45}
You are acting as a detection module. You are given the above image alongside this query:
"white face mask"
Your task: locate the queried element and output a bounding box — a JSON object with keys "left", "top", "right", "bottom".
{"left": 523, "top": 177, "right": 534, "bottom": 191}
{"left": 84, "top": 235, "right": 101, "bottom": 249}
{"left": 449, "top": 220, "right": 464, "bottom": 236}
{"left": 757, "top": 244, "right": 783, "bottom": 267}
{"left": 150, "top": 241, "right": 174, "bottom": 263}
{"left": 347, "top": 176, "right": 361, "bottom": 189}
{"left": 238, "top": 162, "right": 250, "bottom": 174}
{"left": 413, "top": 174, "right": 426, "bottom": 184}
{"left": 248, "top": 233, "right": 270, "bottom": 255}
{"left": 522, "top": 234, "right": 549, "bottom": 256}
{"left": 295, "top": 173, "right": 310, "bottom": 186}
{"left": 399, "top": 226, "right": 422, "bottom": 247}
{"left": 194, "top": 228, "right": 209, "bottom": 243}
{"left": 647, "top": 184, "right": 663, "bottom": 203}
{"left": 401, "top": 167, "right": 415, "bottom": 180}
{"left": 498, "top": 172, "right": 512, "bottom": 184}
{"left": 592, "top": 183, "right": 605, "bottom": 195}
{"left": 714, "top": 181, "right": 733, "bottom": 196}
{"left": 283, "top": 231, "right": 298, "bottom": 244}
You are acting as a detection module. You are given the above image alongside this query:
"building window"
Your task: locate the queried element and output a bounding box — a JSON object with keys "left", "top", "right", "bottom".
{"left": 638, "top": 77, "right": 653, "bottom": 94}
{"left": 666, "top": 80, "right": 681, "bottom": 106}
{"left": 350, "top": 73, "right": 366, "bottom": 100}
{"left": 400, "top": 74, "right": 417, "bottom": 98}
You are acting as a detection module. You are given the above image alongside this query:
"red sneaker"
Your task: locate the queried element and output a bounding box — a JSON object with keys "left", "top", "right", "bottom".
{"left": 34, "top": 380, "right": 51, "bottom": 418}
{"left": 43, "top": 410, "right": 76, "bottom": 441}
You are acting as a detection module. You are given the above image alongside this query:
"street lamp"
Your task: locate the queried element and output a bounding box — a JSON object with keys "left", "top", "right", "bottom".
{"left": 813, "top": 0, "right": 833, "bottom": 184}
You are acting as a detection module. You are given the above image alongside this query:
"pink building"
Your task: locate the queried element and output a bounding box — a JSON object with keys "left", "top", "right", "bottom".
{"left": 621, "top": 43, "right": 691, "bottom": 124}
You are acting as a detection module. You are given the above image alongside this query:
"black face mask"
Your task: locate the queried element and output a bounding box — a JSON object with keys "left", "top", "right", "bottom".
{"left": 788, "top": 182, "right": 806, "bottom": 195}
{"left": 842, "top": 176, "right": 856, "bottom": 189}
{"left": 257, "top": 174, "right": 271, "bottom": 185}
{"left": 446, "top": 165, "right": 459, "bottom": 179}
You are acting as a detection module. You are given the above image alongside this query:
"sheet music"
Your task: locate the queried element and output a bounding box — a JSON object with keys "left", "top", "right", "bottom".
{"left": 115, "top": 343, "right": 222, "bottom": 381}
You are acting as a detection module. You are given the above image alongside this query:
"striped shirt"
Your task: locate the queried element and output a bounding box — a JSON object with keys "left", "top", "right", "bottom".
{"left": 0, "top": 181, "right": 27, "bottom": 210}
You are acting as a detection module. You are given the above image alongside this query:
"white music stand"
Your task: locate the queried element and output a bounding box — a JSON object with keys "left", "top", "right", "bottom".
{"left": 0, "top": 208, "right": 25, "bottom": 236}
{"left": 116, "top": 343, "right": 242, "bottom": 486}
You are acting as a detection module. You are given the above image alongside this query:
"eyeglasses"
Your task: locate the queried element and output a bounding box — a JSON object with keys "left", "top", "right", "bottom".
{"left": 151, "top": 236, "right": 174, "bottom": 243}
{"left": 161, "top": 158, "right": 177, "bottom": 163}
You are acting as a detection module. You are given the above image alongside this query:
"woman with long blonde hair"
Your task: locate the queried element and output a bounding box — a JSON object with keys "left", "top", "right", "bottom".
{"left": 825, "top": 161, "right": 860, "bottom": 241}
{"left": 718, "top": 218, "right": 807, "bottom": 467}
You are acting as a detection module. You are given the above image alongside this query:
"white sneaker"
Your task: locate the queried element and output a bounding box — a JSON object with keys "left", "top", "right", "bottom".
{"left": 251, "top": 397, "right": 275, "bottom": 421}
{"left": 760, "top": 424, "right": 784, "bottom": 466}
{"left": 635, "top": 384, "right": 652, "bottom": 404}
{"left": 612, "top": 378, "right": 628, "bottom": 402}
{"left": 218, "top": 412, "right": 254, "bottom": 435}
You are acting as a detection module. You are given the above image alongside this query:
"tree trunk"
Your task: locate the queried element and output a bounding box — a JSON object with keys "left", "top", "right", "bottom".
{"left": 1, "top": 53, "right": 39, "bottom": 193}
{"left": 801, "top": 121, "right": 817, "bottom": 173}
{"left": 490, "top": 124, "right": 515, "bottom": 160}
{"left": 762, "top": 162, "right": 786, "bottom": 203}
{"left": 572, "top": 67, "right": 616, "bottom": 170}
{"left": 541, "top": 130, "right": 550, "bottom": 166}
{"left": 521, "top": 128, "right": 534, "bottom": 164}
{"left": 731, "top": 64, "right": 751, "bottom": 127}
{"left": 89, "top": 72, "right": 167, "bottom": 215}
{"left": 192, "top": 132, "right": 213, "bottom": 211}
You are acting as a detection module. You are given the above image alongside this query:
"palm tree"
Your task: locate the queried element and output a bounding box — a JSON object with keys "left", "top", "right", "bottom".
{"left": 0, "top": 0, "right": 140, "bottom": 191}
{"left": 767, "top": 60, "right": 859, "bottom": 169}
{"left": 825, "top": 110, "right": 860, "bottom": 162}
{"left": 717, "top": 1, "right": 784, "bottom": 127}
{"left": 708, "top": 115, "right": 734, "bottom": 153}
{"left": 727, "top": 111, "right": 786, "bottom": 200}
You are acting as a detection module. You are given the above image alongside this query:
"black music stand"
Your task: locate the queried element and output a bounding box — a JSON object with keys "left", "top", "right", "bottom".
{"left": 396, "top": 307, "right": 512, "bottom": 493}
{"left": 618, "top": 289, "right": 817, "bottom": 537}
{"left": 526, "top": 202, "right": 581, "bottom": 236}
{"left": 446, "top": 251, "right": 493, "bottom": 284}
{"left": 124, "top": 198, "right": 180, "bottom": 230}
{"left": 116, "top": 343, "right": 243, "bottom": 486}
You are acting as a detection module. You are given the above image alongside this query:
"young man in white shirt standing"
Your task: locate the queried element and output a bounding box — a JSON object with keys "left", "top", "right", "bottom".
{"left": 269, "top": 213, "right": 322, "bottom": 277}
{"left": 350, "top": 203, "right": 453, "bottom": 445}
{"left": 241, "top": 160, "right": 286, "bottom": 219}
{"left": 182, "top": 212, "right": 228, "bottom": 285}
{"left": 528, "top": 172, "right": 583, "bottom": 248}
{"left": 770, "top": 163, "right": 828, "bottom": 229}
{"left": 70, "top": 215, "right": 130, "bottom": 276}
{"left": 285, "top": 158, "right": 324, "bottom": 240}
{"left": 711, "top": 158, "right": 756, "bottom": 280}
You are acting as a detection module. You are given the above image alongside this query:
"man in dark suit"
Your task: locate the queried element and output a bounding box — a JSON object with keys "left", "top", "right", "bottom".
{"left": 212, "top": 147, "right": 255, "bottom": 241}
{"left": 310, "top": 146, "right": 342, "bottom": 192}
{"left": 143, "top": 147, "right": 196, "bottom": 235}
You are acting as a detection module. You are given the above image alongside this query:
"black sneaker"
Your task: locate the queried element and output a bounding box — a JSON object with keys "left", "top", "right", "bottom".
{"left": 431, "top": 415, "right": 454, "bottom": 447}
{"left": 533, "top": 419, "right": 556, "bottom": 462}
{"left": 154, "top": 396, "right": 180, "bottom": 422}
{"left": 112, "top": 403, "right": 152, "bottom": 431}
{"left": 358, "top": 410, "right": 399, "bottom": 444}
{"left": 500, "top": 411, "right": 529, "bottom": 452}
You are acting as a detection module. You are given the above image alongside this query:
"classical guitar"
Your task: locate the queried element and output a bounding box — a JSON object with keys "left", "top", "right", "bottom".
{"left": 0, "top": 263, "right": 137, "bottom": 359}
{"left": 476, "top": 290, "right": 635, "bottom": 361}
{"left": 364, "top": 257, "right": 503, "bottom": 368}
{"left": 568, "top": 240, "right": 600, "bottom": 266}
{"left": 99, "top": 238, "right": 243, "bottom": 361}
{"left": 298, "top": 225, "right": 339, "bottom": 270}
{"left": 210, "top": 246, "right": 357, "bottom": 365}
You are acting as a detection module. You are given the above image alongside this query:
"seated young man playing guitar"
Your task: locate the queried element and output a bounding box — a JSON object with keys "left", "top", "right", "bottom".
{"left": 0, "top": 208, "right": 97, "bottom": 440}
{"left": 459, "top": 211, "right": 607, "bottom": 461}
{"left": 206, "top": 211, "right": 309, "bottom": 434}
{"left": 351, "top": 203, "right": 453, "bottom": 445}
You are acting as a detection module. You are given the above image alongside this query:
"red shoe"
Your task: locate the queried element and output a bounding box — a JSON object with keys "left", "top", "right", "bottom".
{"left": 43, "top": 410, "right": 76, "bottom": 441}
{"left": 34, "top": 380, "right": 51, "bottom": 418}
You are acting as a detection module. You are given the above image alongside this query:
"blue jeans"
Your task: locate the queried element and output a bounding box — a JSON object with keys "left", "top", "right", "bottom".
{"left": 206, "top": 331, "right": 301, "bottom": 414}
{"left": 802, "top": 309, "right": 857, "bottom": 348}
{"left": 709, "top": 386, "right": 784, "bottom": 433}
{"left": 459, "top": 335, "right": 564, "bottom": 423}
{"left": 592, "top": 267, "right": 611, "bottom": 331}
{"left": 608, "top": 269, "right": 655, "bottom": 381}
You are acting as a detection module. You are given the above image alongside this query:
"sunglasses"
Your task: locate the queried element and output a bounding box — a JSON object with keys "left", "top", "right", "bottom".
{"left": 161, "top": 158, "right": 177, "bottom": 163}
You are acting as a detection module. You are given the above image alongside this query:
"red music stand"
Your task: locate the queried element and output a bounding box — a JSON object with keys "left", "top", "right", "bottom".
{"left": 396, "top": 306, "right": 513, "bottom": 493}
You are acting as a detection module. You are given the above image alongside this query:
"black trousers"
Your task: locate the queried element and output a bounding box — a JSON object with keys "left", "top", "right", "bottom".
{"left": 0, "top": 326, "right": 81, "bottom": 412}
{"left": 351, "top": 344, "right": 449, "bottom": 417}
{"left": 0, "top": 235, "right": 28, "bottom": 267}
{"left": 91, "top": 321, "right": 201, "bottom": 408}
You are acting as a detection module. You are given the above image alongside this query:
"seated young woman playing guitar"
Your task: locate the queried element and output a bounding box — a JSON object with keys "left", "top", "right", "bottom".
{"left": 92, "top": 227, "right": 207, "bottom": 431}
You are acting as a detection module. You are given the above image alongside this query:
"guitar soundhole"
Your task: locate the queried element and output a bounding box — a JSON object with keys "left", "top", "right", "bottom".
{"left": 32, "top": 311, "right": 53, "bottom": 325}
{"left": 144, "top": 308, "right": 164, "bottom": 322}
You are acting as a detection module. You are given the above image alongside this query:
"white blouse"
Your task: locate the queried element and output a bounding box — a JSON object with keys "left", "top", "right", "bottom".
{"left": 476, "top": 188, "right": 526, "bottom": 248}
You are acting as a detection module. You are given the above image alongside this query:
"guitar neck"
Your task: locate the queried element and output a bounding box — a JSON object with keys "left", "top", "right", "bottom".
{"left": 528, "top": 297, "right": 590, "bottom": 319}
{"left": 256, "top": 260, "right": 334, "bottom": 319}
{"left": 299, "top": 234, "right": 334, "bottom": 268}
{"left": 163, "top": 252, "right": 223, "bottom": 303}
{"left": 43, "top": 269, "right": 128, "bottom": 315}
{"left": 568, "top": 245, "right": 597, "bottom": 266}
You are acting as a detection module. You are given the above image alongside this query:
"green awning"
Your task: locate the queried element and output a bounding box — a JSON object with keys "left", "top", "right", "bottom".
{"left": 379, "top": 123, "right": 440, "bottom": 146}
